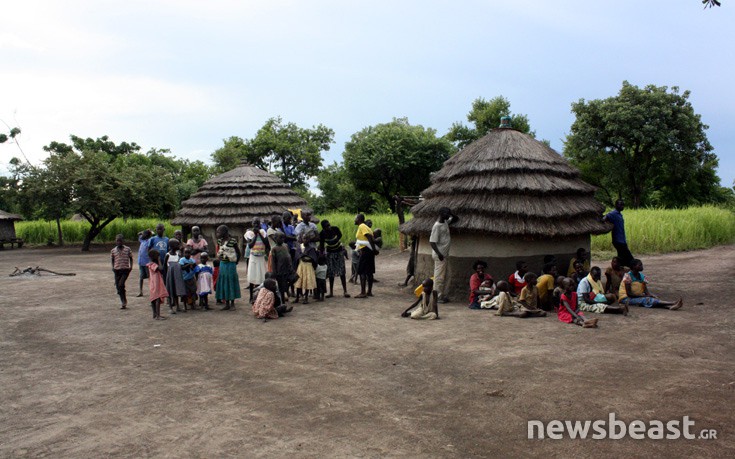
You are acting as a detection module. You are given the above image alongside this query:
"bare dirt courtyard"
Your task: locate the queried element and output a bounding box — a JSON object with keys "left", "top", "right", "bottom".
{"left": 0, "top": 244, "right": 733, "bottom": 458}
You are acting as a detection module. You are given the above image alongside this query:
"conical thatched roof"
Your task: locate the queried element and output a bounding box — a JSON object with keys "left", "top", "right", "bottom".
{"left": 400, "top": 128, "right": 611, "bottom": 239}
{"left": 171, "top": 164, "right": 309, "bottom": 226}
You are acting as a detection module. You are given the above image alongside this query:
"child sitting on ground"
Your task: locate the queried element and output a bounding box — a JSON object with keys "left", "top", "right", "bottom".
{"left": 558, "top": 277, "right": 598, "bottom": 328}
{"left": 517, "top": 272, "right": 548, "bottom": 317}
{"left": 486, "top": 280, "right": 545, "bottom": 318}
{"left": 401, "top": 278, "right": 439, "bottom": 320}
{"left": 252, "top": 278, "right": 292, "bottom": 321}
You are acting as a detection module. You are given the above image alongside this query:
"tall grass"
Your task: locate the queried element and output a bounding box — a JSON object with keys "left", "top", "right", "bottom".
{"left": 591, "top": 205, "right": 735, "bottom": 254}
{"left": 319, "top": 212, "right": 403, "bottom": 248}
{"left": 16, "top": 218, "right": 181, "bottom": 245}
{"left": 15, "top": 206, "right": 735, "bottom": 254}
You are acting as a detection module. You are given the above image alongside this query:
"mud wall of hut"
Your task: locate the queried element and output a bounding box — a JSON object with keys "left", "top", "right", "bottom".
{"left": 413, "top": 234, "right": 590, "bottom": 301}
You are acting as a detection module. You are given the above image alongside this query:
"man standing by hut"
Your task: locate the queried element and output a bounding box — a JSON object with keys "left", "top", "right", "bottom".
{"left": 603, "top": 199, "right": 633, "bottom": 267}
{"left": 430, "top": 207, "right": 458, "bottom": 303}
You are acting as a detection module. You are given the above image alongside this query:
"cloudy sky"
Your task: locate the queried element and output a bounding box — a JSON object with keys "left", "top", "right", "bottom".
{"left": 1, "top": 0, "right": 733, "bottom": 188}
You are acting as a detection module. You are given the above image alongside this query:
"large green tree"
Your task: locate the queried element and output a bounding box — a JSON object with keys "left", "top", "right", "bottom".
{"left": 343, "top": 118, "right": 454, "bottom": 211}
{"left": 314, "top": 162, "right": 376, "bottom": 213}
{"left": 22, "top": 135, "right": 179, "bottom": 250}
{"left": 446, "top": 96, "right": 535, "bottom": 149}
{"left": 211, "top": 117, "right": 334, "bottom": 191}
{"left": 564, "top": 81, "right": 722, "bottom": 208}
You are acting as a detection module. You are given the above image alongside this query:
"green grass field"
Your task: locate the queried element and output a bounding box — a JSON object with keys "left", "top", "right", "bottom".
{"left": 15, "top": 206, "right": 735, "bottom": 255}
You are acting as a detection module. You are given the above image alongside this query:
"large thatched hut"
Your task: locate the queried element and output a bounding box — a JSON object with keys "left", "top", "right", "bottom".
{"left": 400, "top": 127, "right": 611, "bottom": 300}
{"left": 171, "top": 163, "right": 309, "bottom": 248}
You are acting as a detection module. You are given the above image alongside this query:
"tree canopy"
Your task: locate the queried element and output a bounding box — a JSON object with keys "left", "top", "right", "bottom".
{"left": 446, "top": 96, "right": 534, "bottom": 149}
{"left": 211, "top": 117, "right": 334, "bottom": 191}
{"left": 15, "top": 135, "right": 210, "bottom": 250}
{"left": 342, "top": 118, "right": 454, "bottom": 211}
{"left": 564, "top": 81, "right": 723, "bottom": 208}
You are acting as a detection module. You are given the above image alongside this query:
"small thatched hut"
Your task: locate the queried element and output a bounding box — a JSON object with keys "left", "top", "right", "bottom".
{"left": 171, "top": 163, "right": 310, "bottom": 248}
{"left": 0, "top": 210, "right": 23, "bottom": 248}
{"left": 400, "top": 127, "right": 611, "bottom": 299}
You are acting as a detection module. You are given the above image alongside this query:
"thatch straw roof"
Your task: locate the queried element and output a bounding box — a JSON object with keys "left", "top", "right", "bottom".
{"left": 171, "top": 164, "right": 309, "bottom": 226}
{"left": 0, "top": 210, "right": 22, "bottom": 221}
{"left": 400, "top": 128, "right": 611, "bottom": 239}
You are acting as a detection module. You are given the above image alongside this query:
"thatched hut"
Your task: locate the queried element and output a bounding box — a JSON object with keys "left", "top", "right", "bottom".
{"left": 0, "top": 210, "right": 23, "bottom": 248}
{"left": 171, "top": 163, "right": 310, "bottom": 248}
{"left": 400, "top": 127, "right": 611, "bottom": 299}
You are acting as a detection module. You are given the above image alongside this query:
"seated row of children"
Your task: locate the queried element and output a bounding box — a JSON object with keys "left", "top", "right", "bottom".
{"left": 451, "top": 253, "right": 683, "bottom": 328}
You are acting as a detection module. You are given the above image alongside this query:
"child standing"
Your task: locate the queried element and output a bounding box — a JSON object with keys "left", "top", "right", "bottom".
{"left": 349, "top": 241, "right": 359, "bottom": 284}
{"left": 179, "top": 247, "right": 197, "bottom": 309}
{"left": 196, "top": 252, "right": 214, "bottom": 310}
{"left": 136, "top": 229, "right": 152, "bottom": 297}
{"left": 315, "top": 255, "right": 328, "bottom": 301}
{"left": 149, "top": 223, "right": 169, "bottom": 263}
{"left": 146, "top": 249, "right": 168, "bottom": 320}
{"left": 110, "top": 234, "right": 133, "bottom": 309}
{"left": 558, "top": 277, "right": 598, "bottom": 328}
{"left": 164, "top": 239, "right": 186, "bottom": 314}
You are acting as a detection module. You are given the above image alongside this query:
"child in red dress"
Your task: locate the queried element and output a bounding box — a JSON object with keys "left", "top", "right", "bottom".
{"left": 558, "top": 277, "right": 597, "bottom": 328}
{"left": 146, "top": 249, "right": 169, "bottom": 320}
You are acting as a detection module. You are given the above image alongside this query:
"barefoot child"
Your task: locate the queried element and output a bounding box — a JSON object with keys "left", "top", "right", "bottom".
{"left": 315, "top": 255, "right": 328, "bottom": 301}
{"left": 146, "top": 249, "right": 168, "bottom": 320}
{"left": 137, "top": 229, "right": 152, "bottom": 297}
{"left": 559, "top": 278, "right": 598, "bottom": 328}
{"left": 401, "top": 278, "right": 439, "bottom": 320}
{"left": 179, "top": 247, "right": 197, "bottom": 309}
{"left": 517, "top": 273, "right": 548, "bottom": 317}
{"left": 618, "top": 259, "right": 683, "bottom": 310}
{"left": 252, "top": 278, "right": 292, "bottom": 321}
{"left": 348, "top": 241, "right": 359, "bottom": 284}
{"left": 111, "top": 234, "right": 133, "bottom": 309}
{"left": 195, "top": 252, "right": 214, "bottom": 310}
{"left": 164, "top": 240, "right": 186, "bottom": 314}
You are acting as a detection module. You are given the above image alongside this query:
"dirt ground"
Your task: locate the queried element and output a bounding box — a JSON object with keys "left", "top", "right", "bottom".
{"left": 0, "top": 244, "right": 733, "bottom": 458}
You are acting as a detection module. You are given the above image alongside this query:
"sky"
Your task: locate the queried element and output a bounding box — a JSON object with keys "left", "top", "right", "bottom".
{"left": 1, "top": 0, "right": 733, "bottom": 189}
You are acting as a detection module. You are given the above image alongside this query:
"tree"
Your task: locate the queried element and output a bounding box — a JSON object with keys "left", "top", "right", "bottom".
{"left": 211, "top": 136, "right": 266, "bottom": 174}
{"left": 343, "top": 118, "right": 454, "bottom": 211}
{"left": 446, "top": 96, "right": 535, "bottom": 149}
{"left": 564, "top": 81, "right": 721, "bottom": 208}
{"left": 211, "top": 117, "right": 334, "bottom": 191}
{"left": 26, "top": 135, "right": 178, "bottom": 251}
{"left": 314, "top": 162, "right": 377, "bottom": 213}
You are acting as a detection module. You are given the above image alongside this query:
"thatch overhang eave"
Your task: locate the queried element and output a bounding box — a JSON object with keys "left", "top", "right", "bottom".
{"left": 400, "top": 217, "right": 612, "bottom": 239}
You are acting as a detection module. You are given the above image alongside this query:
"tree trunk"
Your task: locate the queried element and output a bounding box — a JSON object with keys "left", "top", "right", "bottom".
{"left": 81, "top": 216, "right": 116, "bottom": 251}
{"left": 56, "top": 217, "right": 64, "bottom": 246}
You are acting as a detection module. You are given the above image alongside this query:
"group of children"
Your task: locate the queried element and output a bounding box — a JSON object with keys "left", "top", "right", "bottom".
{"left": 403, "top": 247, "right": 683, "bottom": 328}
{"left": 134, "top": 224, "right": 216, "bottom": 320}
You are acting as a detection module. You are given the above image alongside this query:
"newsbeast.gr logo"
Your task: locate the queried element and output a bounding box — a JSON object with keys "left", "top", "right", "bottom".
{"left": 528, "top": 413, "right": 718, "bottom": 440}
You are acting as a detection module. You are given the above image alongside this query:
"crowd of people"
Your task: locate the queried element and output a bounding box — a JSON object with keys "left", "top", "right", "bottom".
{"left": 401, "top": 201, "right": 684, "bottom": 326}
{"left": 110, "top": 210, "right": 385, "bottom": 321}
{"left": 109, "top": 198, "right": 683, "bottom": 326}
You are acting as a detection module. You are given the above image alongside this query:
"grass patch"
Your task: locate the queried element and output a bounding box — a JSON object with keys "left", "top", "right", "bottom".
{"left": 592, "top": 205, "right": 735, "bottom": 255}
{"left": 15, "top": 206, "right": 735, "bottom": 254}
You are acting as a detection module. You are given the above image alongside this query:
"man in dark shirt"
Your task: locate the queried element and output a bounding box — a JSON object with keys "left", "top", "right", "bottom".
{"left": 604, "top": 199, "right": 633, "bottom": 267}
